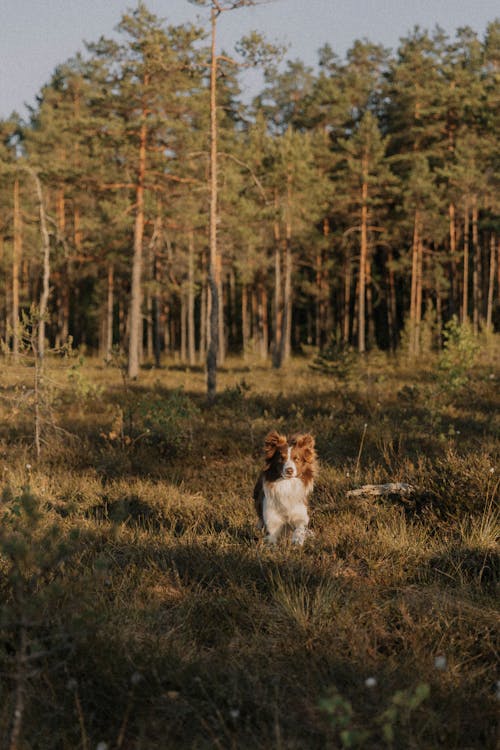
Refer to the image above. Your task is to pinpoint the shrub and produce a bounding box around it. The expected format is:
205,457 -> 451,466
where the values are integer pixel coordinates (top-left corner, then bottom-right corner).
437,316 -> 479,391
136,388 -> 199,454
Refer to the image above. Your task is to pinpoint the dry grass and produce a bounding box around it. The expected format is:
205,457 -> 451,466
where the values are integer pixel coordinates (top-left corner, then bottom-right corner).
0,349 -> 498,749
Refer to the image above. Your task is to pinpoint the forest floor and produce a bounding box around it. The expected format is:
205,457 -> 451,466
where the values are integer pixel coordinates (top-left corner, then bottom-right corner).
0,345 -> 499,749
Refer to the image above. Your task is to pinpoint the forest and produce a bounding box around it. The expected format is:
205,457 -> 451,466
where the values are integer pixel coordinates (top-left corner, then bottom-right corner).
0,4 -> 498,390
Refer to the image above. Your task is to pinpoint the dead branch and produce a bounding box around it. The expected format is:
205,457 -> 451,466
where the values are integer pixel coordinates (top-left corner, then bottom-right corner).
347,483 -> 416,498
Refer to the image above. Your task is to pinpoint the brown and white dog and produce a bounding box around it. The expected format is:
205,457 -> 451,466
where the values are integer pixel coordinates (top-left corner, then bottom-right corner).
253,430 -> 318,545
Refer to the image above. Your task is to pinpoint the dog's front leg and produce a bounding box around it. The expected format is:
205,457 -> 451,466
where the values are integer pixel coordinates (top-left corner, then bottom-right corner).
263,505 -> 283,545
290,506 -> 310,546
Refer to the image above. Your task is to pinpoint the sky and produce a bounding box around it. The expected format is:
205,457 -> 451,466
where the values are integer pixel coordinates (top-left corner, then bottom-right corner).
1,0 -> 498,119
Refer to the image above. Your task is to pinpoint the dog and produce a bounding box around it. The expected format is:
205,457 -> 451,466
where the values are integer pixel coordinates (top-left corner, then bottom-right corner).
253,430 -> 318,545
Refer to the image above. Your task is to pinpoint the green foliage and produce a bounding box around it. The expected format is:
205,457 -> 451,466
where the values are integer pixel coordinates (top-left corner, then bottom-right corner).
438,316 -> 479,391
67,354 -> 103,402
310,339 -> 357,379
320,683 -> 430,748
319,689 -> 369,748
378,683 -> 430,746
136,388 -> 200,453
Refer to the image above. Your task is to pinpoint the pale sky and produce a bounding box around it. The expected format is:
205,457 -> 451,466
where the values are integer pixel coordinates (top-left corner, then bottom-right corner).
1,0 -> 498,119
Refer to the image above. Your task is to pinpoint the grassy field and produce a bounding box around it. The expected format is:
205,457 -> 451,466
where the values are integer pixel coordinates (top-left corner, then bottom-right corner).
0,346 -> 498,749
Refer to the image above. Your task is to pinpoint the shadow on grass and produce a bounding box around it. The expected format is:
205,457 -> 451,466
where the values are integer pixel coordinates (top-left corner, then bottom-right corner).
5,528 -> 497,749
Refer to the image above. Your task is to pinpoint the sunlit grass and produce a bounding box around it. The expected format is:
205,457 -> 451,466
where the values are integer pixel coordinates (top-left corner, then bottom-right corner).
0,349 -> 498,748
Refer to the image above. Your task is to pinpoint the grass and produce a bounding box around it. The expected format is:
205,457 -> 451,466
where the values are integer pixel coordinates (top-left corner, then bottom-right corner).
0,347 -> 498,749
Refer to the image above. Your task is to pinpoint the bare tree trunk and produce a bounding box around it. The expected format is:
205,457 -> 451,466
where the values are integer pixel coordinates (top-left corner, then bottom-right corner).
257,282 -> 268,359
486,234 -> 496,332
26,169 -> 51,359
272,194 -> 282,367
366,259 -> 375,348
180,292 -> 187,362
343,252 -> 351,345
279,173 -> 293,366
387,249 -> 397,351
242,284 -> 249,359
471,196 -> 480,335
251,287 -> 258,353
358,166 -> 368,353
128,109 -> 148,379
409,209 -> 419,356
199,250 -> 207,363
146,290 -> 153,361
315,250 -> 322,348
106,261 -> 114,359
188,229 -> 196,365
449,202 -> 458,316
12,179 -> 21,362
462,200 -> 469,324
414,238 -> 423,356
163,303 -> 170,355
229,269 -> 238,349
207,5 -> 220,401
53,190 -> 67,349
280,236 -> 292,365
153,259 -> 161,368
61,265 -> 70,344
217,263 -> 225,365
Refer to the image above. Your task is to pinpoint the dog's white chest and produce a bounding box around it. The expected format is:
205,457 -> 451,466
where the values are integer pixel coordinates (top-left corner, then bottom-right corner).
263,477 -> 307,521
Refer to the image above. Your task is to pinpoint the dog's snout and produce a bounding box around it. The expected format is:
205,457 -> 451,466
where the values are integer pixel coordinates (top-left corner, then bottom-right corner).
285,467 -> 294,477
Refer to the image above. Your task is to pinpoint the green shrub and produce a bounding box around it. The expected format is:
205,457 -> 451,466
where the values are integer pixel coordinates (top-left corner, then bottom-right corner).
437,316 -> 479,391
136,388 -> 199,454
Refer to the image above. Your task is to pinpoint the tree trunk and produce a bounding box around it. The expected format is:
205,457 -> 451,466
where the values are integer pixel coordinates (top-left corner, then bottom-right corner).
199,250 -> 207,363
188,229 -> 196,365
471,196 -> 480,335
343,252 -> 351,345
180,292 -> 187,362
257,282 -> 268,359
242,284 -> 249,359
366,258 -> 375,348
315,251 -> 322,348
152,255 -> 161,368
387,249 -> 397,351
74,207 -> 82,254
106,261 -> 114,359
486,234 -> 496,332
128,111 -> 148,379
409,209 -> 420,356
229,269 -> 238,350
207,5 -> 220,401
12,179 -> 21,362
163,303 -> 170,354
462,201 -> 469,324
414,238 -> 423,356
28,168 -> 50,360
279,173 -> 293,366
146,290 -> 153,361
217,263 -> 225,365
449,202 -> 457,317
272,195 -> 282,368
358,166 -> 368,353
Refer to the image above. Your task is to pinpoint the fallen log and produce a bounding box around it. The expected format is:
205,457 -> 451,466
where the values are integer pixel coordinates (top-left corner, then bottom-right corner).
347,483 -> 416,498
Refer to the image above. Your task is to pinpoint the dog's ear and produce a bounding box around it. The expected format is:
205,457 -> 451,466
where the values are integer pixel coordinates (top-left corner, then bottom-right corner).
294,433 -> 315,449
294,433 -> 316,460
264,430 -> 287,459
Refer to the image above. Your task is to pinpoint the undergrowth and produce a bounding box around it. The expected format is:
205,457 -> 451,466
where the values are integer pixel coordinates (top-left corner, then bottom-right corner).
0,348 -> 498,749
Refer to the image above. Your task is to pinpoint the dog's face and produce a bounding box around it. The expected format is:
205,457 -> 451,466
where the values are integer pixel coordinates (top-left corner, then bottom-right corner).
264,430 -> 316,481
